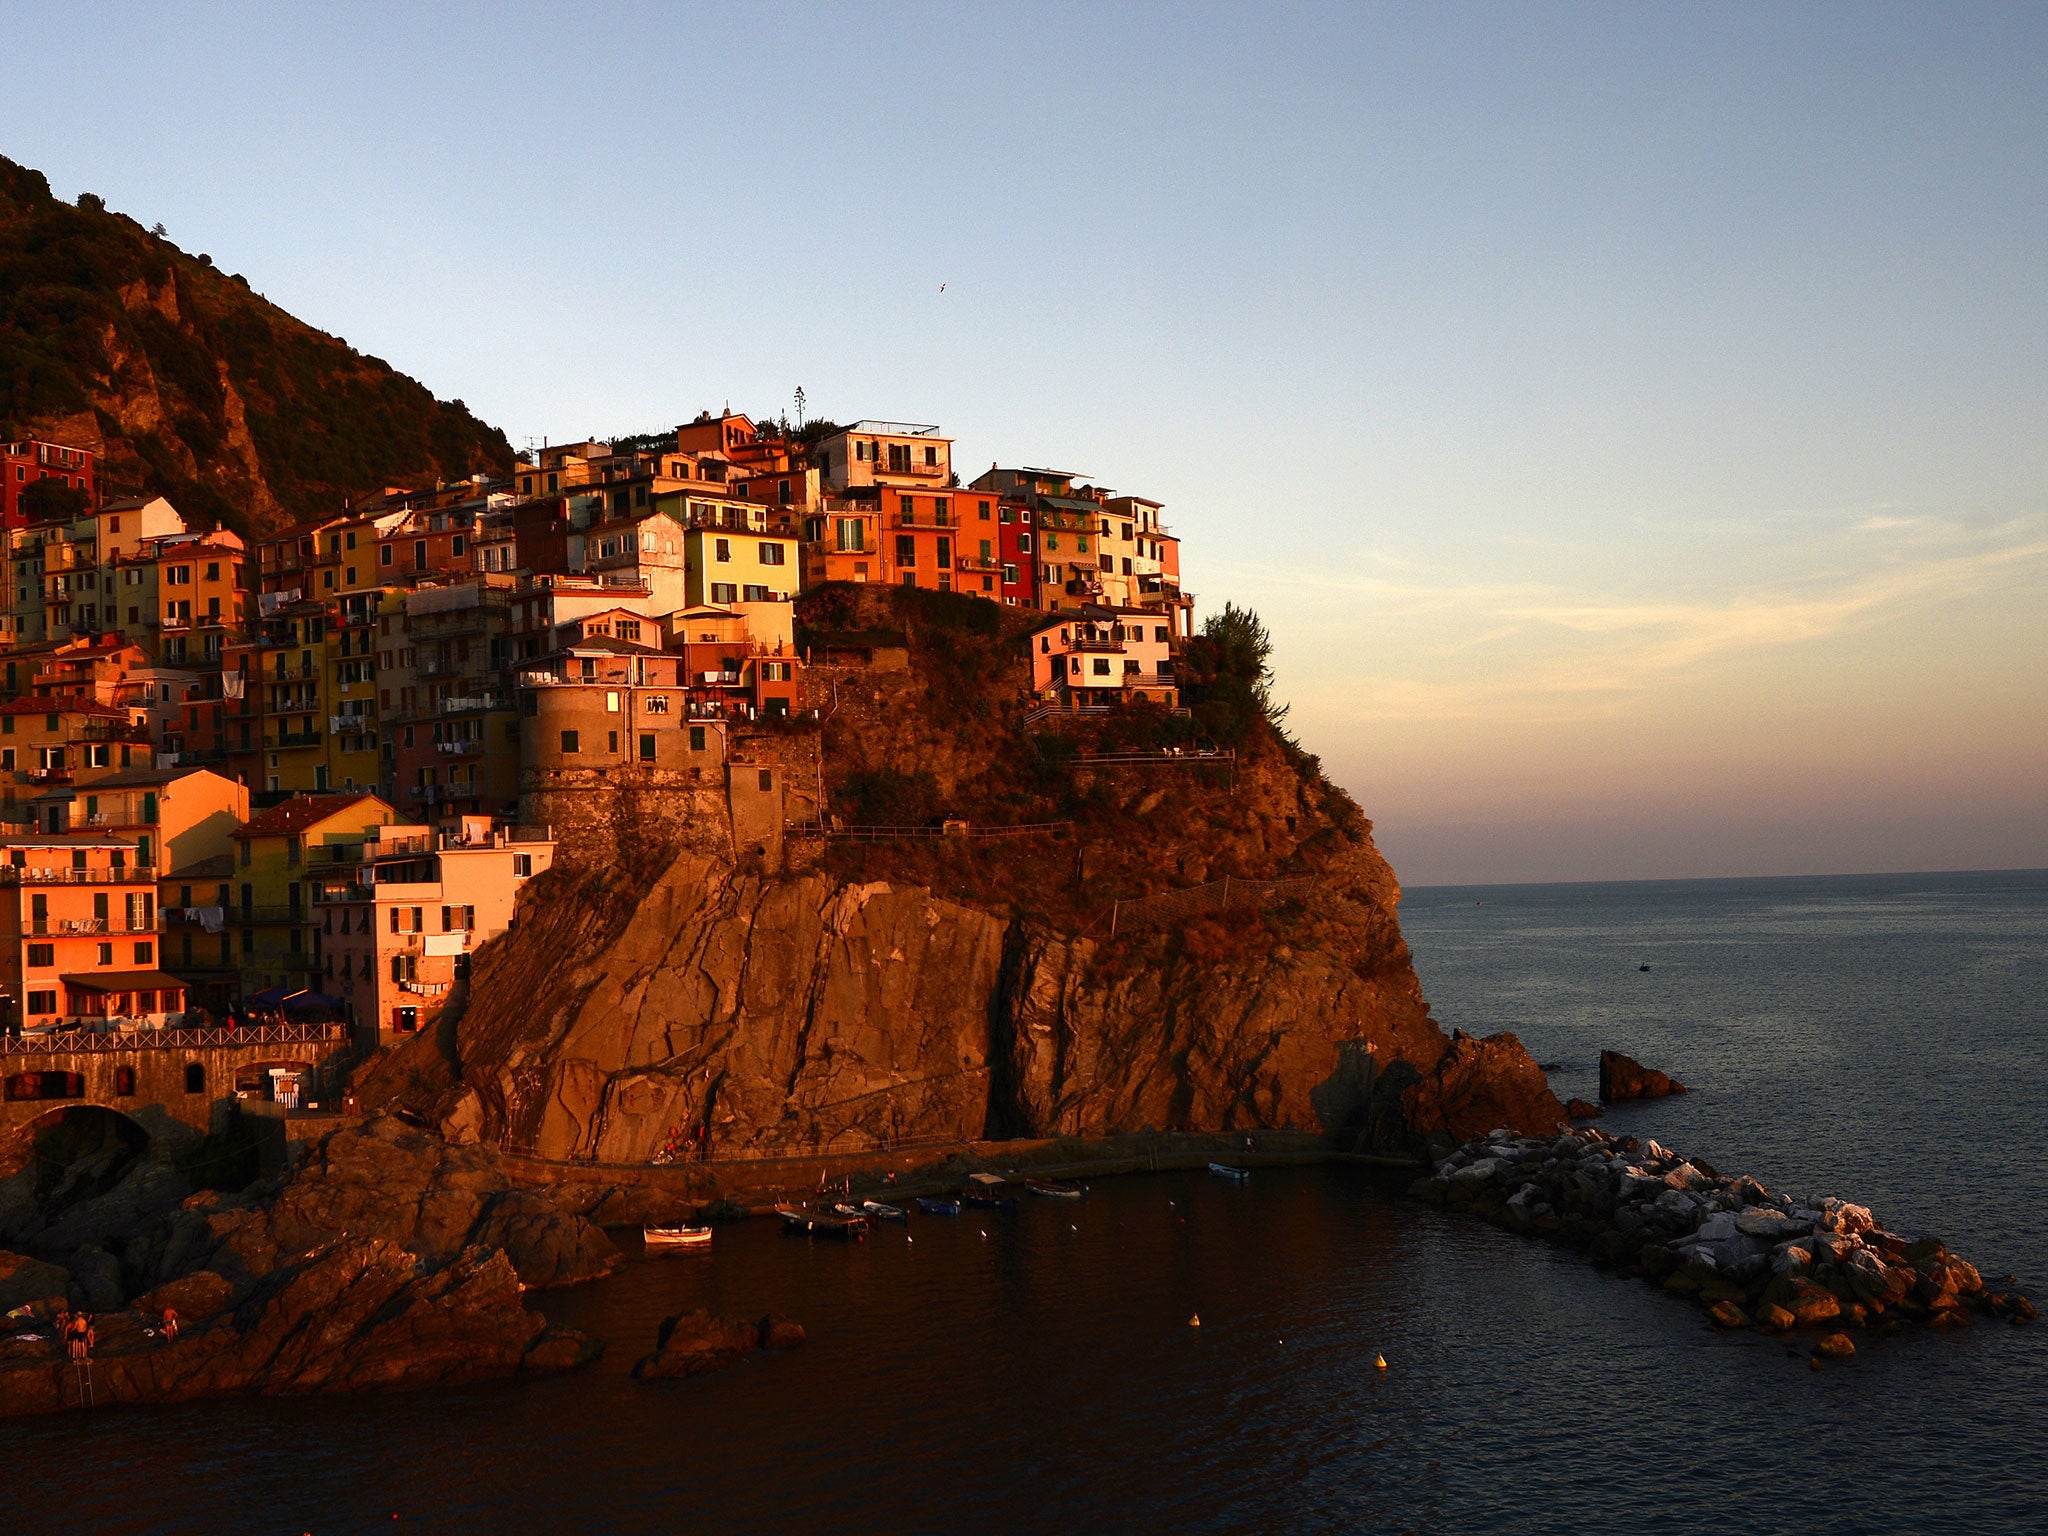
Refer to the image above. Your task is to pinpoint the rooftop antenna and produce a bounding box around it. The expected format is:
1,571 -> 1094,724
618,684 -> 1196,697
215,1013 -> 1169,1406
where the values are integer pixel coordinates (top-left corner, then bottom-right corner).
793,386 -> 806,430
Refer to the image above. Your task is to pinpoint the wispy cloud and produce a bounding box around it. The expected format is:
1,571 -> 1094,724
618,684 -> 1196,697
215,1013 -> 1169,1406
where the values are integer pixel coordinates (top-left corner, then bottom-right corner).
1232,510 -> 2048,722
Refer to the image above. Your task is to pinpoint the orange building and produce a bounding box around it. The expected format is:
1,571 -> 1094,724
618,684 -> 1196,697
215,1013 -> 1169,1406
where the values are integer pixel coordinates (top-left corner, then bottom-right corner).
0,832 -> 178,1030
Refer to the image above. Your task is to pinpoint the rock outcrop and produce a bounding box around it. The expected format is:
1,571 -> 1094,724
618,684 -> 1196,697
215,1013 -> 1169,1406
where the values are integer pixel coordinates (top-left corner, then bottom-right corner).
1599,1050 -> 1686,1102
630,1309 -> 806,1380
0,1116 -> 612,1417
1411,1127 -> 2035,1345
425,849 -> 1562,1165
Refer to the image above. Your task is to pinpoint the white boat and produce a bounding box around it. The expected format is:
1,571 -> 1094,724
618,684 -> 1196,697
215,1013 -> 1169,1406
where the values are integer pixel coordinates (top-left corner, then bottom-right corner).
643,1224 -> 713,1250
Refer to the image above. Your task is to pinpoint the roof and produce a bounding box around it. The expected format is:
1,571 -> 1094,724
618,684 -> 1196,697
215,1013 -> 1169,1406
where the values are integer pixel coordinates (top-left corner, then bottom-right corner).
1037,496 -> 1103,513
60,970 -> 189,992
97,496 -> 170,513
64,766 -> 227,790
836,421 -> 945,437
235,793 -> 388,840
557,636 -> 662,657
0,695 -> 128,719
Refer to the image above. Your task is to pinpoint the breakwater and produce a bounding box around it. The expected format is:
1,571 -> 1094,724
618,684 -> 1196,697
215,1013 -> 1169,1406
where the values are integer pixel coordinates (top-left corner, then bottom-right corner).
1411,1125 -> 2036,1349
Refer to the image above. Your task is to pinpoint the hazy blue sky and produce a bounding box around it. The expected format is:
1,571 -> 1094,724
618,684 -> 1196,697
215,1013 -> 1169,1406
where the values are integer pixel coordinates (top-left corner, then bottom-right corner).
11,2 -> 2046,883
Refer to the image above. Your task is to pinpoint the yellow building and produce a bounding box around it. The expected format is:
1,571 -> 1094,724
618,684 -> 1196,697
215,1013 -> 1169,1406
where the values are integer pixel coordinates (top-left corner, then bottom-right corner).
228,792 -> 396,998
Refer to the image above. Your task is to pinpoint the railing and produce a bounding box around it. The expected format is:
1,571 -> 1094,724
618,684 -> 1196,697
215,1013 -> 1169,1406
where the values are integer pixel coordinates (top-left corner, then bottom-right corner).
1103,875 -> 1322,937
435,740 -> 479,755
881,460 -> 945,479
826,820 -> 1070,843
329,715 -> 375,734
0,1020 -> 352,1057
268,730 -> 322,748
1068,637 -> 1125,653
0,867 -> 158,886
441,695 -> 506,714
893,511 -> 951,529
54,918 -> 156,936
235,905 -> 309,923
312,885 -> 374,904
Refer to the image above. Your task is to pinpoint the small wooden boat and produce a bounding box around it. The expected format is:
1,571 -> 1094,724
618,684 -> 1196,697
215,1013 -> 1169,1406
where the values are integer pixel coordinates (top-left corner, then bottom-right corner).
959,1188 -> 1019,1210
915,1196 -> 962,1216
777,1204 -> 867,1240
1208,1162 -> 1252,1181
1025,1179 -> 1085,1200
860,1199 -> 909,1222
831,1201 -> 868,1220
643,1225 -> 713,1250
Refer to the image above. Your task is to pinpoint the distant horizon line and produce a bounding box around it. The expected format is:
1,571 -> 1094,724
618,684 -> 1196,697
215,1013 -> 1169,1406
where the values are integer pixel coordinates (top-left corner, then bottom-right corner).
1405,864 -> 2048,892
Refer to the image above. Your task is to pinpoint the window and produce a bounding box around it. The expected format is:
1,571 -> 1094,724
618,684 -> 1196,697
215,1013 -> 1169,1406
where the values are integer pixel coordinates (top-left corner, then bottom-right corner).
27,944 -> 53,968
605,691 -> 620,713
380,545 -> 393,566
639,733 -> 655,762
608,731 -> 619,753
714,538 -> 731,562
936,538 -> 951,570
560,730 -> 579,754
26,991 -> 55,1015
114,1066 -> 136,1096
758,542 -> 784,565
689,726 -> 706,752
895,535 -> 916,566
758,769 -> 773,791
1093,658 -> 1112,676
1155,626 -> 1170,643
134,941 -> 154,964
742,584 -> 770,602
513,854 -> 533,877
644,694 -> 669,714
979,500 -> 992,520
836,518 -> 865,553
709,582 -> 737,604
98,943 -> 113,965
184,1063 -> 206,1094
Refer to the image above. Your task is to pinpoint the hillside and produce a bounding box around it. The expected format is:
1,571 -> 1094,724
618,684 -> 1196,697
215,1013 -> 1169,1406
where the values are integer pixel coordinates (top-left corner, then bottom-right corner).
0,154 -> 510,534
368,585 -> 1564,1167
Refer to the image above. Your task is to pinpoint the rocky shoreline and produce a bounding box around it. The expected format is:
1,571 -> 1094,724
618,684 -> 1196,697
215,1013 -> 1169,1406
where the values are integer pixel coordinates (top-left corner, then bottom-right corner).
1411,1126 -> 2035,1354
0,1116 -> 614,1418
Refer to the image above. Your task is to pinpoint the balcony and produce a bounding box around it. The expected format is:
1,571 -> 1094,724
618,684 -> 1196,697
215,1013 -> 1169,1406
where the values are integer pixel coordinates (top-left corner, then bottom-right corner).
234,905 -> 311,924
329,715 -> 375,735
440,694 -> 506,714
0,866 -> 158,886
893,510 -> 952,530
1068,637 -> 1125,654
880,460 -> 945,479
435,740 -> 479,755
267,730 -> 323,749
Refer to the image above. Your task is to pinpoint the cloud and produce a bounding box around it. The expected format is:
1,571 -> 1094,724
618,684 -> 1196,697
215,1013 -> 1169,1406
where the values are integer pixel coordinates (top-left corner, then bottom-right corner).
1241,510 -> 2048,723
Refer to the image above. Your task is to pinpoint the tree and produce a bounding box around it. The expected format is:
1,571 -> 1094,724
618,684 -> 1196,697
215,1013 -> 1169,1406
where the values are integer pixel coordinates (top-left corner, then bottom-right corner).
19,478 -> 88,523
1182,602 -> 1289,746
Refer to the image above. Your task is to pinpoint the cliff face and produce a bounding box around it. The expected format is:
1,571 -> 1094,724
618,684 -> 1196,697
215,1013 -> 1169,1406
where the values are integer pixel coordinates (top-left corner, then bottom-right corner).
426,719 -> 1559,1163
0,155 -> 510,533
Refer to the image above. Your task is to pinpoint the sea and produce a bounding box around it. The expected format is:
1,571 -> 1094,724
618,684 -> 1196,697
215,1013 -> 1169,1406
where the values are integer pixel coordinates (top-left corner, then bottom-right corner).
13,869 -> 2047,1535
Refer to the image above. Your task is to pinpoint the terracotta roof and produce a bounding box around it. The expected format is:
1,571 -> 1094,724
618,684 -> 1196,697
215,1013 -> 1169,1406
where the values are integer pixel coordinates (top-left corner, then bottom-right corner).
0,695 -> 128,719
235,793 -> 388,840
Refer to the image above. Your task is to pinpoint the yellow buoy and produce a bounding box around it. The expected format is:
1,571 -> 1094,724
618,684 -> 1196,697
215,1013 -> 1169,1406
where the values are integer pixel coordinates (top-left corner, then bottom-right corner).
1375,1353 -> 1387,1370
1189,1314 -> 1201,1327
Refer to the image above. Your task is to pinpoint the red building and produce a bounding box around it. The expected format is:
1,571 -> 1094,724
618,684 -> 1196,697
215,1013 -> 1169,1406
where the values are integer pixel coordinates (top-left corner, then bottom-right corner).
997,497 -> 1038,607
2,440 -> 96,528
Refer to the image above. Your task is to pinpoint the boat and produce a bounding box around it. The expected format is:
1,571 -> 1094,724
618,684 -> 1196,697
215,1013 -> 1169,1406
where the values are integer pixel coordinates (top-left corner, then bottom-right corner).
860,1199 -> 909,1222
1025,1179 -> 1086,1200
776,1204 -> 868,1240
642,1225 -> 713,1250
915,1196 -> 962,1216
959,1188 -> 1019,1210
831,1202 -> 869,1220
1208,1162 -> 1251,1181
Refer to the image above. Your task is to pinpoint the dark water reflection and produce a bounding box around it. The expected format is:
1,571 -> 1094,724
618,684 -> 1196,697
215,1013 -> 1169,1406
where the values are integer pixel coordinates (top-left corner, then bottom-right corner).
11,871 -> 2046,1535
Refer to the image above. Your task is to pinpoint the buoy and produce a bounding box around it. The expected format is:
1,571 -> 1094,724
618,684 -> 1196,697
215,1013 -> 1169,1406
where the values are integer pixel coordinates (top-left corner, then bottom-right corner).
1375,1353 -> 1387,1370
1189,1314 -> 1201,1327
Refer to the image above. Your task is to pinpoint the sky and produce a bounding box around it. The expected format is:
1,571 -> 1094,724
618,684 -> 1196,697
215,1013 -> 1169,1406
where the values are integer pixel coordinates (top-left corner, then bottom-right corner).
9,2 -> 2046,884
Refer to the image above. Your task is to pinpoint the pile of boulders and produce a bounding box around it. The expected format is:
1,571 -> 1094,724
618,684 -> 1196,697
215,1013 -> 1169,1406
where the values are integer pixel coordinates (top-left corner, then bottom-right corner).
1410,1126 -> 2034,1349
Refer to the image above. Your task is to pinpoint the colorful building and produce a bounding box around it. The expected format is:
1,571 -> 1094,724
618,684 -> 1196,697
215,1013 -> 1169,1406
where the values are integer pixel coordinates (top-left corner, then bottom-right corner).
0,832 -> 179,1031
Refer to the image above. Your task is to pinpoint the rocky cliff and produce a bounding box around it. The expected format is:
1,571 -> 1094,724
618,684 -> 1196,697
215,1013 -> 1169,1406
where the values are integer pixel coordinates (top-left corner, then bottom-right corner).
0,155 -> 510,534
385,588 -> 1563,1164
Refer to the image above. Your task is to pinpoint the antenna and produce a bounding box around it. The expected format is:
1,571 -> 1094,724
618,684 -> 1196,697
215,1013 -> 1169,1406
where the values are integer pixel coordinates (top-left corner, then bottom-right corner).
793,386 -> 806,430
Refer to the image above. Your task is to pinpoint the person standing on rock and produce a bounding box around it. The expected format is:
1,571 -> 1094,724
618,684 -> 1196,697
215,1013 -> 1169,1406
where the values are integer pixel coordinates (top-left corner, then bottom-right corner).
160,1306 -> 180,1343
66,1311 -> 93,1361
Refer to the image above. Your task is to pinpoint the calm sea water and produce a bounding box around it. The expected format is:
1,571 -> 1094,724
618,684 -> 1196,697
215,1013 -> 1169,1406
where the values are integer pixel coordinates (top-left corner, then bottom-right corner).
11,870 -> 2046,1535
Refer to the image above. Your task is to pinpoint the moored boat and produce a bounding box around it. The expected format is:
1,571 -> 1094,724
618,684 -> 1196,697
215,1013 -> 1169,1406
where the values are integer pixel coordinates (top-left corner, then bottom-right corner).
915,1196 -> 962,1216
860,1199 -> 909,1222
1208,1162 -> 1251,1181
777,1204 -> 868,1239
643,1224 -> 713,1250
1025,1179 -> 1085,1200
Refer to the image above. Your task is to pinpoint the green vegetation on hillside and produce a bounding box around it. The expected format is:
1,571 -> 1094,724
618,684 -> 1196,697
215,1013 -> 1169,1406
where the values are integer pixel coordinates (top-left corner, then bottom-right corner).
0,155 -> 511,534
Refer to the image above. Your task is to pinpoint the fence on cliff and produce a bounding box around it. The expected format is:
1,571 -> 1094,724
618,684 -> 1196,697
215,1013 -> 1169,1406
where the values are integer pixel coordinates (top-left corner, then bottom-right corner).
1101,874 -> 1322,937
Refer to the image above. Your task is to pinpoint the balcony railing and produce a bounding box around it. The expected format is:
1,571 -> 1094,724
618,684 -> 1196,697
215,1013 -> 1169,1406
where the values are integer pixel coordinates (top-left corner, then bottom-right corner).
440,694 -> 507,714
1068,637 -> 1125,653
0,1020 -> 350,1057
267,730 -> 323,749
881,460 -> 945,479
893,511 -> 952,529
435,740 -> 479,755
0,866 -> 158,886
